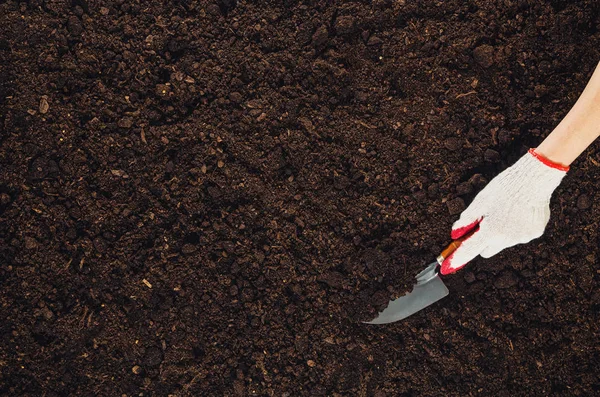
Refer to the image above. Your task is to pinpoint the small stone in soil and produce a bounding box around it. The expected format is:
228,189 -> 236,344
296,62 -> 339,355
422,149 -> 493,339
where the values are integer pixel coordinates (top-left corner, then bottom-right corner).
229,92 -> 242,103
498,129 -> 512,144
443,137 -> 462,151
484,149 -> 501,163
317,271 -> 345,289
577,194 -> 591,210
181,244 -> 197,255
427,183 -> 439,198
118,117 -> 133,128
446,198 -> 465,215
0,193 -> 11,206
456,182 -> 473,196
67,16 -> 84,35
206,3 -> 221,15
534,84 -> 549,98
469,173 -> 488,188
494,271 -> 518,289
93,237 -> 107,253
24,236 -> 38,250
41,307 -> 54,321
473,44 -> 495,68
464,272 -> 476,283
367,36 -> 383,46
335,16 -> 356,35
307,360 -> 316,367
39,97 -> 49,114
165,161 -> 175,173
312,25 -> 329,46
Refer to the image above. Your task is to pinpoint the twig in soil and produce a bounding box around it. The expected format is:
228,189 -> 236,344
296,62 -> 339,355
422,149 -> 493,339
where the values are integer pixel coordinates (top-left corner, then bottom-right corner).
354,119 -> 377,129
80,306 -> 89,329
455,91 -> 477,99
588,155 -> 600,167
491,127 -> 499,145
183,369 -> 205,393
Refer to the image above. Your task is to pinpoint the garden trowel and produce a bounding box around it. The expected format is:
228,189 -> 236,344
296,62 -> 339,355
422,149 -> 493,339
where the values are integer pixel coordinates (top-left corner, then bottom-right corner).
365,230 -> 474,324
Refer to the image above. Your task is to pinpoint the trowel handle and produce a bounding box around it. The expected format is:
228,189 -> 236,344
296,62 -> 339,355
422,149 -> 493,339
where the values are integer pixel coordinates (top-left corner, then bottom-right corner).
437,228 -> 477,264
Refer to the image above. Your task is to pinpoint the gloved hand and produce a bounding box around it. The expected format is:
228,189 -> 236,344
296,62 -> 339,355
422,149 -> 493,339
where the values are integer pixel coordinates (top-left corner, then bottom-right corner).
440,148 -> 569,275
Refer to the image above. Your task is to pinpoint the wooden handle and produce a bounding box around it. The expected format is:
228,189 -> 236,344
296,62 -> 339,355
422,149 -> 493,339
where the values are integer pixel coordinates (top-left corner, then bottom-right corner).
438,228 -> 478,261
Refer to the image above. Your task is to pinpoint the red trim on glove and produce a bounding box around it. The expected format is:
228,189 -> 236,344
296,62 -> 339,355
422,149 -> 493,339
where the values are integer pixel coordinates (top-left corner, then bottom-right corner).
440,252 -> 461,275
529,149 -> 570,172
450,219 -> 480,240
443,220 -> 481,275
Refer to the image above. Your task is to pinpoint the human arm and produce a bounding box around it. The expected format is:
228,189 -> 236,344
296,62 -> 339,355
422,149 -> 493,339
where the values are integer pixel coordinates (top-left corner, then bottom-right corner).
536,61 -> 600,166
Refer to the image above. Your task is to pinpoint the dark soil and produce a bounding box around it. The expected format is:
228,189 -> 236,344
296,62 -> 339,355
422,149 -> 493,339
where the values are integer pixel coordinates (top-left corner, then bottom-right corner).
2,0 -> 600,395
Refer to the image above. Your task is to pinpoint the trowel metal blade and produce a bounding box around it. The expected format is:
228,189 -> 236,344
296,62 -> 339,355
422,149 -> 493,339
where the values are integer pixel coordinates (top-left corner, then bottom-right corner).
364,261 -> 449,324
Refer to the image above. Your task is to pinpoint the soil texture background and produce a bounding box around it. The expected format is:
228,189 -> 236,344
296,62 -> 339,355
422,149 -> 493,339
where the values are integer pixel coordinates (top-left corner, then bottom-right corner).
1,0 -> 600,395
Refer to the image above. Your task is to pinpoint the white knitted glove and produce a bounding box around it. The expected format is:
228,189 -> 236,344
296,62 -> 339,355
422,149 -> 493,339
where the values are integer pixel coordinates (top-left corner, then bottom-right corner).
440,149 -> 568,275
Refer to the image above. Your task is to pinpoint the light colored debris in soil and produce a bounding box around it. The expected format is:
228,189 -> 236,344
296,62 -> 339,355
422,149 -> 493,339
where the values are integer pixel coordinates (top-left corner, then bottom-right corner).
39,96 -> 49,114
110,169 -> 129,178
